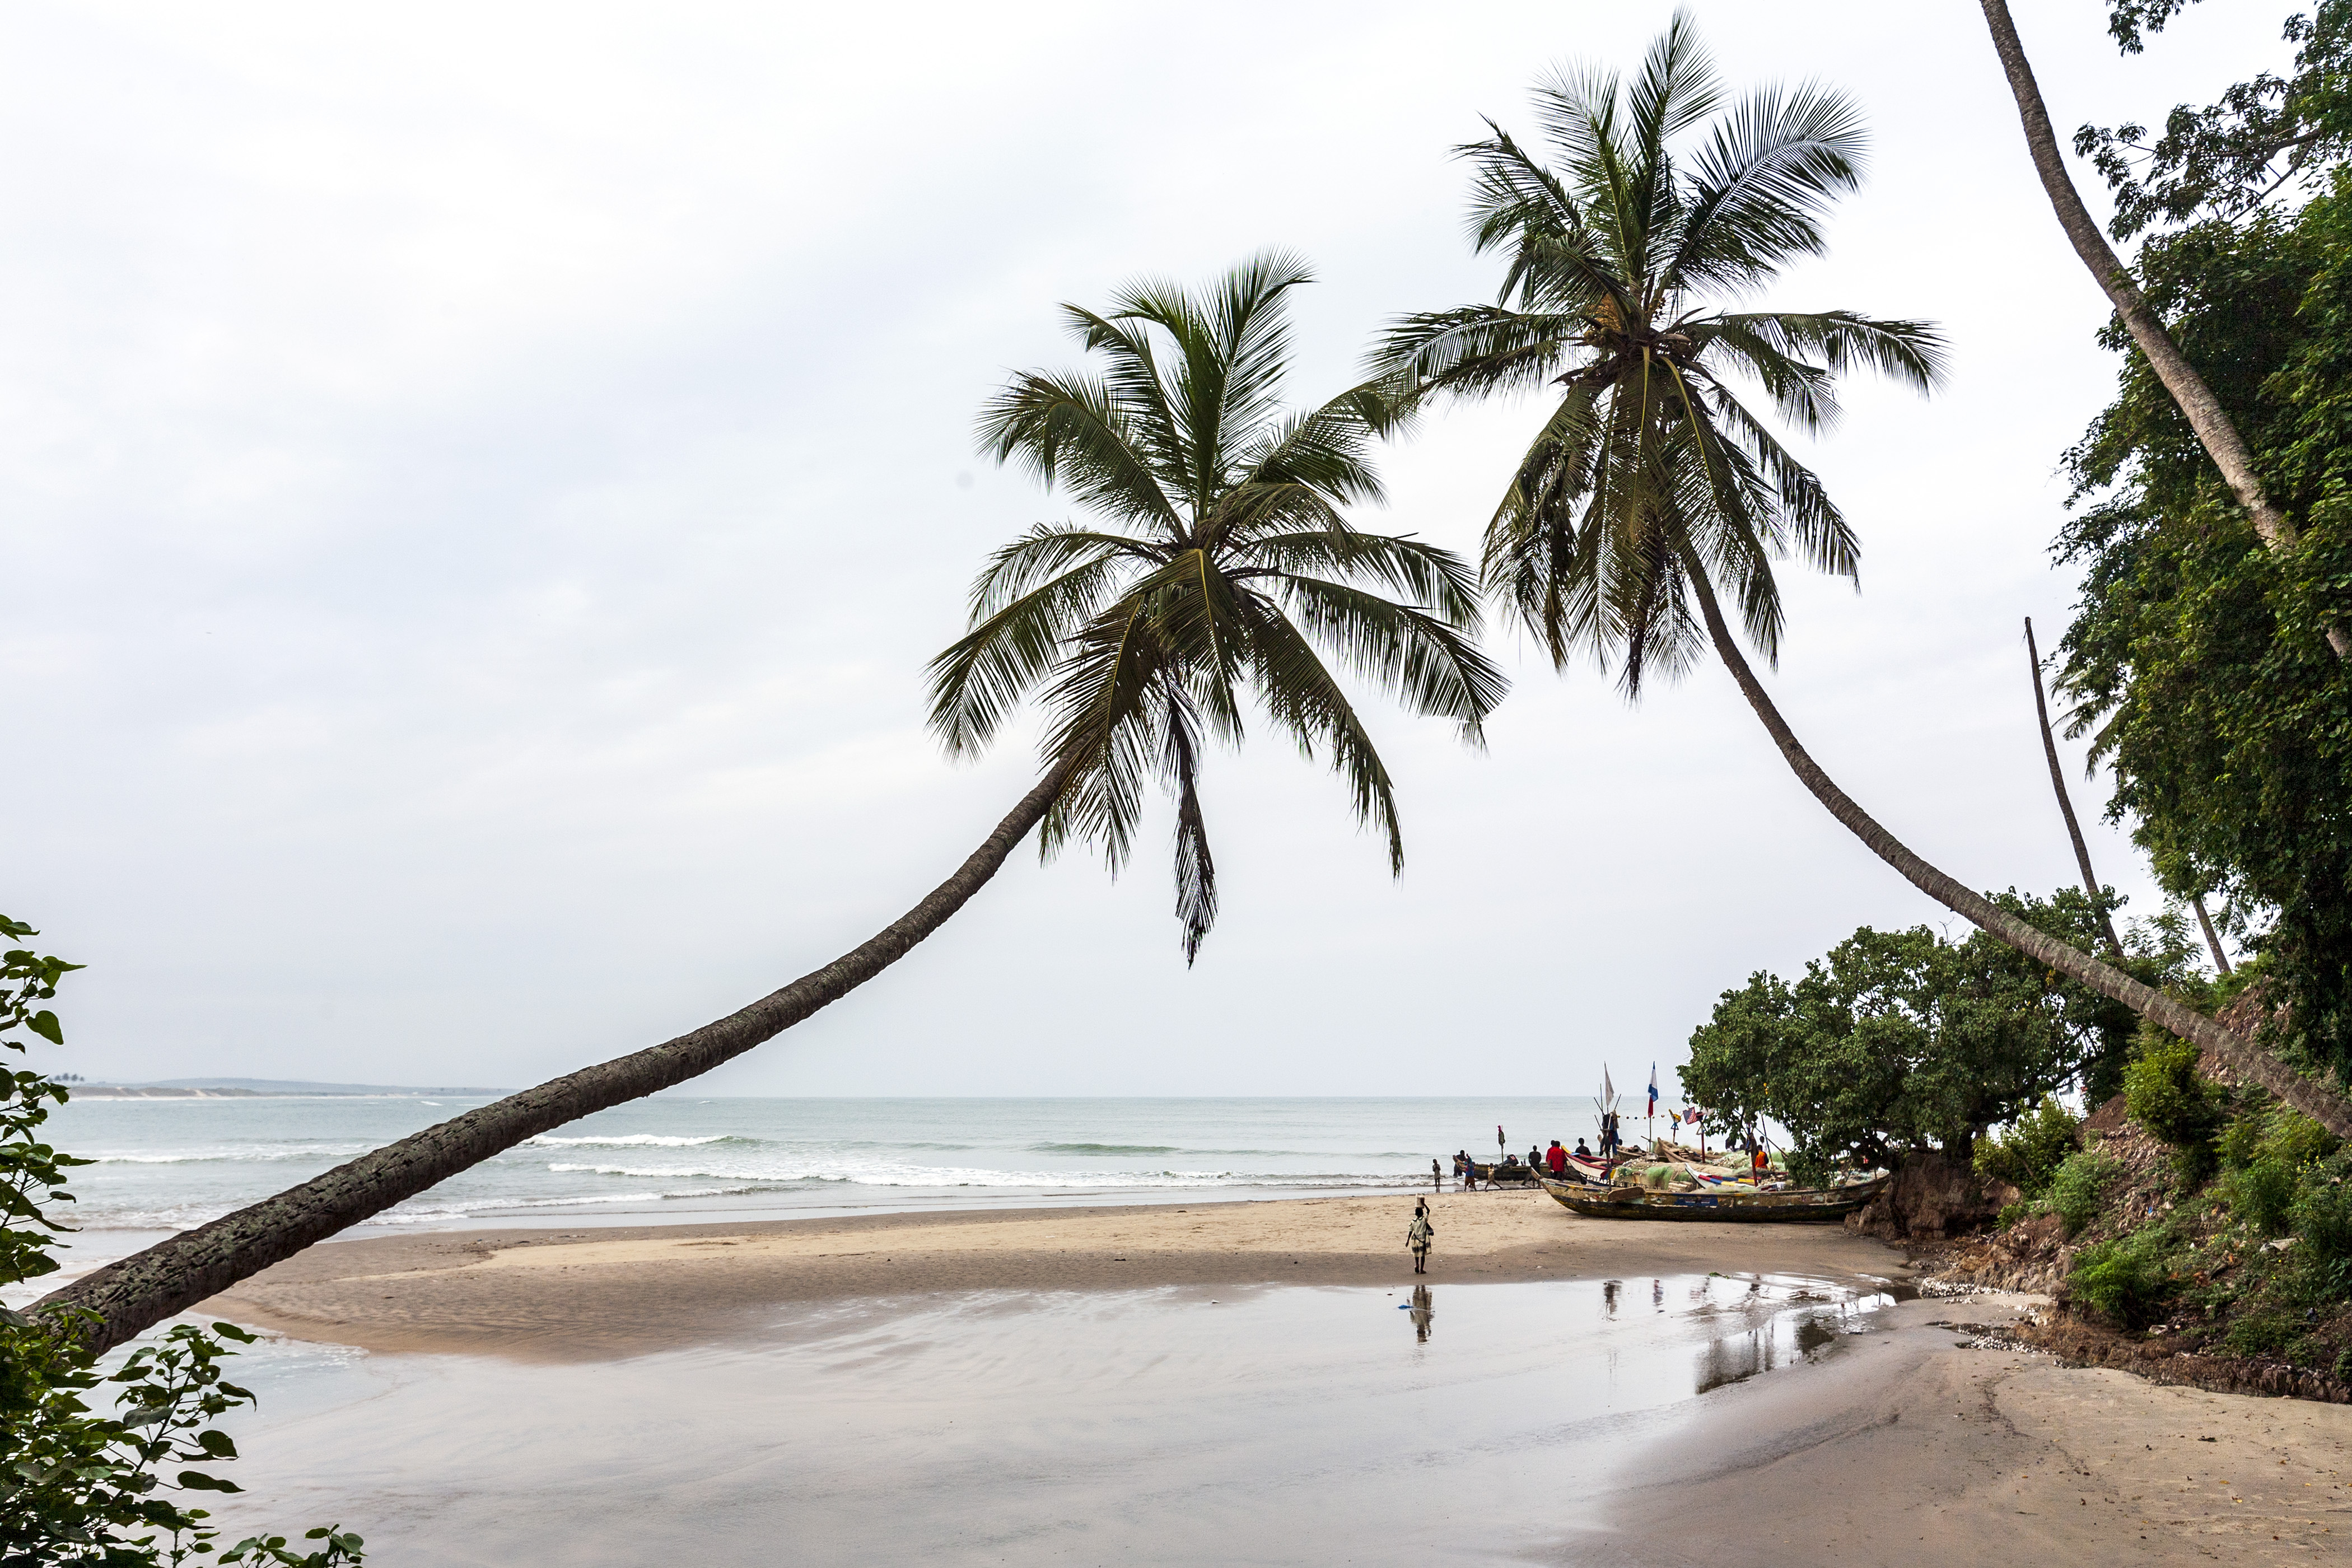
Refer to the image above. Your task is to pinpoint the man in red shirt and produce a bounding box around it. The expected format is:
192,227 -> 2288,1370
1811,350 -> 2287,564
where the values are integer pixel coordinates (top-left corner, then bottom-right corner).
1546,1140 -> 1568,1178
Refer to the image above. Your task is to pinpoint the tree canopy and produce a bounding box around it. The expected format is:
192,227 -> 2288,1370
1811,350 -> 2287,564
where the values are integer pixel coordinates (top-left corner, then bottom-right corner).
2055,165 -> 2352,1079
1682,891 -> 2200,1178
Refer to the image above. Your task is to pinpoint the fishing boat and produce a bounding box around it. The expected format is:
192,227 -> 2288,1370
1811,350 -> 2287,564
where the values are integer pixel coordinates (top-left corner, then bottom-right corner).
1539,1172 -> 1888,1223
1467,1160 -> 1542,1186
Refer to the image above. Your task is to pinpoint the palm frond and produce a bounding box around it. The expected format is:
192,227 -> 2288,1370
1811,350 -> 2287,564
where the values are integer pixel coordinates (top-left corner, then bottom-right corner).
1235,601 -> 1406,873
1672,83 -> 1865,290
928,549 -> 1131,754
1269,573 -> 1507,743
977,370 -> 1184,535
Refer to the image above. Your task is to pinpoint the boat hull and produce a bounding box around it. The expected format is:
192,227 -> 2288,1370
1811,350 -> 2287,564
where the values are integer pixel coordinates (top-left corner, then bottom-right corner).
1538,1174 -> 1887,1223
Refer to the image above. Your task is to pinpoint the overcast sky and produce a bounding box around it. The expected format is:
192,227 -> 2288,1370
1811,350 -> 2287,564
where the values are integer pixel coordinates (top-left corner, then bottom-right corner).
0,1 -> 2292,1099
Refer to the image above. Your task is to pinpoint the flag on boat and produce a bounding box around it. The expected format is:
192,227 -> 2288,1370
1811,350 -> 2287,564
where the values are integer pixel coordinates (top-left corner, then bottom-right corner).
1683,1107 -> 1701,1126
1647,1065 -> 1658,1117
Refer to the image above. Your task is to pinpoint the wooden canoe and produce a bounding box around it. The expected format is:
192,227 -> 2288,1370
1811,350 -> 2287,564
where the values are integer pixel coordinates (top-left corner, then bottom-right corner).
1539,1173 -> 1888,1222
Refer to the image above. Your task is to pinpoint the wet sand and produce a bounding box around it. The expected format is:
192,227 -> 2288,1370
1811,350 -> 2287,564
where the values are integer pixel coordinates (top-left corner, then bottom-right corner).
1613,1291 -> 2352,1566
201,1188 -> 1902,1359
192,1193 -> 2352,1562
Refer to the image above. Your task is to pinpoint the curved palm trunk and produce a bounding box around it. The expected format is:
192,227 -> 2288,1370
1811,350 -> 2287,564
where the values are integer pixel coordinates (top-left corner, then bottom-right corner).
1681,563 -> 2352,1136
1977,0 -> 2350,660
2024,616 -> 2123,958
37,770 -> 1068,1355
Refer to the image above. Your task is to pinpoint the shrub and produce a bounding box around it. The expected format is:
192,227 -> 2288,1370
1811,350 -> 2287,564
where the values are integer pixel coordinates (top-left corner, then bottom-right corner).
2229,1159 -> 2302,1236
2124,1034 -> 2227,1182
2295,1178 -> 2352,1266
2225,1309 -> 2298,1357
2267,1110 -> 2341,1169
1974,1096 -> 2081,1200
2047,1150 -> 2121,1237
2072,1230 -> 2173,1328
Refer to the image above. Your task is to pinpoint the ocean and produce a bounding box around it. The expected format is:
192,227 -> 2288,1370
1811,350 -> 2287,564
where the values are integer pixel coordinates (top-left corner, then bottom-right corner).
44,1094 -> 1609,1241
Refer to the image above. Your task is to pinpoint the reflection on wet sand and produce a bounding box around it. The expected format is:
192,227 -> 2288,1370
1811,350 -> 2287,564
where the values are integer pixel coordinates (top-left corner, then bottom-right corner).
1406,1282 -> 1432,1342
1691,1276 -> 1896,1394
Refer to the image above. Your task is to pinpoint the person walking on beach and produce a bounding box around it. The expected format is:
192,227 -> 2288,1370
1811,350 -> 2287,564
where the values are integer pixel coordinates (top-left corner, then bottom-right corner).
1430,1158 -> 1442,1193
1407,1198 -> 1435,1275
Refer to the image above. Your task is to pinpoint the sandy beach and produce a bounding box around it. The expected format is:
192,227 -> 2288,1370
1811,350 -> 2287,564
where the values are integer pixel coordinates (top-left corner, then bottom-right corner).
187,1191 -> 2352,1564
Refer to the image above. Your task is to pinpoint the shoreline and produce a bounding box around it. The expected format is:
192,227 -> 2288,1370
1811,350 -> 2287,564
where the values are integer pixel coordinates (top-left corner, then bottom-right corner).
202,1188 -> 1910,1360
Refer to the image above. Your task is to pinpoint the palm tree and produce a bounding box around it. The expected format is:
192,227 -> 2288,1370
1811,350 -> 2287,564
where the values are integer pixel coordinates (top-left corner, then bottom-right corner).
36,255 -> 1502,1354
1373,17 -> 2351,1133
928,252 -> 1505,961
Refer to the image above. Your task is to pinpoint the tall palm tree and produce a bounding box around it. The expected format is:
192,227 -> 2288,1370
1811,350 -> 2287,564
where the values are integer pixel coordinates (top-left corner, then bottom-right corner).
37,255 -> 1502,1354
1373,17 -> 2351,1133
929,252 -> 1505,961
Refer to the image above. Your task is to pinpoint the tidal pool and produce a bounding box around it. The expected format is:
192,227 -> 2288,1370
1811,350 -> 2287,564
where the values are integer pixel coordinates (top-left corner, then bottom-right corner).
200,1273 -> 1894,1565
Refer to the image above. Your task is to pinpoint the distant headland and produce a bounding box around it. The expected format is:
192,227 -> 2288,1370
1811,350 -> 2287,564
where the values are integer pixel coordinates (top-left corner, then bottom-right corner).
66,1078 -> 506,1099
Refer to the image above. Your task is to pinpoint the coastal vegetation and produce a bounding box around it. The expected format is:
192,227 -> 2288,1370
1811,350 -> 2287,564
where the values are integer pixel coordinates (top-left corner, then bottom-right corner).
0,917 -> 361,1566
1849,0 -> 2352,1394
1950,1048 -> 2352,1383
1681,889 -> 2197,1183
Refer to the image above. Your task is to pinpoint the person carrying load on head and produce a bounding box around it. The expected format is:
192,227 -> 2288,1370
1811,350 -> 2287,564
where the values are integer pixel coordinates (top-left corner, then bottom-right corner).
1407,1197 -> 1435,1275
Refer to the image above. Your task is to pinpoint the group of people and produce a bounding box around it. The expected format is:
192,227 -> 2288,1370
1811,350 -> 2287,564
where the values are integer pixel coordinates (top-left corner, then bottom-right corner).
1447,1135 -> 1604,1190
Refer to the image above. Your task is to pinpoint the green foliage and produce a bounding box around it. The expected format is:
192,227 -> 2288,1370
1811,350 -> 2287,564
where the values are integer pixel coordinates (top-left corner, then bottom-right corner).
2293,1172 -> 2352,1268
2048,1151 -> 2124,1238
2226,1308 -> 2301,1357
2055,169 -> 2352,1083
2230,1159 -> 2302,1236
220,1530 -> 366,1567
1975,1096 -> 2083,1200
931,256 -> 1504,963
2072,1227 -> 2177,1328
2124,1033 -> 2230,1180
0,914 -> 86,1290
1685,891 -> 2191,1174
0,915 -> 363,1566
2220,1102 -> 2341,1234
2082,2 -> 2352,239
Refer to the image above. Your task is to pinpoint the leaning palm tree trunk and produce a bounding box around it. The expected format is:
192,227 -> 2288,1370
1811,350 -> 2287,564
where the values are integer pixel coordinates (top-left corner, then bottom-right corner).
1978,0 -> 2350,660
2024,615 -> 2123,959
2192,894 -> 2234,978
1681,560 -> 2352,1135
37,770 -> 1067,1355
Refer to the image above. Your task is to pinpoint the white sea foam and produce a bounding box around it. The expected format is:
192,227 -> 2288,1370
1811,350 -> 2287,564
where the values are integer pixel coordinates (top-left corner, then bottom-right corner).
540,1159 -> 1418,1191
525,1133 -> 735,1148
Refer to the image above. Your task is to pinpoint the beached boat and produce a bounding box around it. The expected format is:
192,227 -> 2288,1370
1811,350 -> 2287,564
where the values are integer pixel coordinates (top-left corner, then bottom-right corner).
1468,1160 -> 1542,1185
1538,1172 -> 1888,1222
